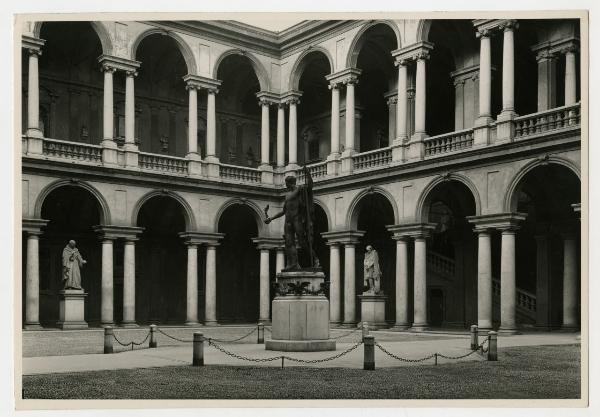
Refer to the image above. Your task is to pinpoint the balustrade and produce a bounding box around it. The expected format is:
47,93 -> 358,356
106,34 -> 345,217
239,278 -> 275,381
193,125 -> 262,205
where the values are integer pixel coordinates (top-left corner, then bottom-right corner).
424,129 -> 474,157
353,147 -> 392,171
514,103 -> 580,139
219,163 -> 261,183
42,138 -> 102,163
139,152 -> 188,174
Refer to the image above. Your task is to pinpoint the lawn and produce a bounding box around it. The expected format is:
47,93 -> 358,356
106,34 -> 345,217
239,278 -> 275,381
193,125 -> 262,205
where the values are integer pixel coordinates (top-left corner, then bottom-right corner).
22,344 -> 580,400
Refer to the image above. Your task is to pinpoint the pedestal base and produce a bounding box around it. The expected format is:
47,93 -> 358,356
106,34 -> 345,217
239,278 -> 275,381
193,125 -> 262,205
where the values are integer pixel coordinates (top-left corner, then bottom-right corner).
265,339 -> 336,352
57,289 -> 88,330
359,294 -> 388,329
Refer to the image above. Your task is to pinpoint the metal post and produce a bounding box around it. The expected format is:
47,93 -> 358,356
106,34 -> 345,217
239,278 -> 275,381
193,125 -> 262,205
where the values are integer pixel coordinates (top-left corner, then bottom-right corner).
362,321 -> 370,338
149,324 -> 157,348
363,335 -> 375,370
103,326 -> 113,354
257,322 -> 264,344
488,331 -> 498,361
193,332 -> 204,366
470,324 -> 478,350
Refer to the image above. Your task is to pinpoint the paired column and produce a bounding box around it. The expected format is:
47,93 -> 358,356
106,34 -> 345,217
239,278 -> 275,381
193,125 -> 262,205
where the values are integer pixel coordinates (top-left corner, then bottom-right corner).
475,230 -> 493,330
412,234 -> 428,330
24,231 -> 43,328
204,243 -> 218,325
392,237 -> 409,329
258,248 -> 271,323
185,243 -> 199,325
413,52 -> 429,137
259,99 -> 271,167
25,43 -> 44,139
275,248 -> 285,274
563,45 -> 578,105
562,233 -> 578,329
205,88 -> 218,161
499,228 -> 518,333
343,77 -> 358,155
328,243 -> 342,326
186,84 -> 199,156
122,238 -> 138,327
124,70 -> 137,147
287,97 -> 299,167
100,238 -> 115,326
343,241 -> 357,327
535,49 -> 557,111
276,104 -> 286,167
395,59 -> 408,142
477,29 -> 493,122
329,83 -> 341,157
101,64 -> 117,145
500,21 -> 517,117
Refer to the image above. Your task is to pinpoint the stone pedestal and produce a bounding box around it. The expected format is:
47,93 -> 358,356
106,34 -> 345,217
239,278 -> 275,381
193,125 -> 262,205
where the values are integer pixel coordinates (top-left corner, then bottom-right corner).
358,294 -> 388,330
57,289 -> 88,330
266,270 -> 336,352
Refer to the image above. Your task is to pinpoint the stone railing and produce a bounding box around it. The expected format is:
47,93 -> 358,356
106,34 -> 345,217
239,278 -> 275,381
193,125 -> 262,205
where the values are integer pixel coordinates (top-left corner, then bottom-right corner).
514,103 -> 580,139
427,251 -> 455,279
492,278 -> 537,317
139,152 -> 188,174
42,138 -> 102,163
424,128 -> 474,157
219,163 -> 261,183
297,161 -> 328,183
353,147 -> 392,171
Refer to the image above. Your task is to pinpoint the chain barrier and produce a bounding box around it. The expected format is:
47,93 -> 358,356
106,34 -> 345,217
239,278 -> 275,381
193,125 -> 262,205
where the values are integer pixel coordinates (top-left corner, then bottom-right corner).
375,337 -> 490,363
156,327 -> 194,343
330,324 -> 363,340
264,326 -> 272,333
207,339 -> 364,367
112,330 -> 151,351
207,327 -> 257,343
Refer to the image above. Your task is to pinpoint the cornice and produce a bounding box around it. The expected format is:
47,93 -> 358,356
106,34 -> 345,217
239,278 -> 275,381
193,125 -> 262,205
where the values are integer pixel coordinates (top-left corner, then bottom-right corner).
387,223 -> 436,238
22,35 -> 45,52
183,74 -> 222,90
466,213 -> 528,231
98,55 -> 141,72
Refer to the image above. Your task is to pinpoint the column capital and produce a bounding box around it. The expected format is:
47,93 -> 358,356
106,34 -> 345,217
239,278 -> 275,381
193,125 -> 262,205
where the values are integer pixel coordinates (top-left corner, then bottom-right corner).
499,19 -> 519,32
178,231 -> 225,246
256,91 -> 280,106
97,54 -> 141,73
391,41 -> 434,63
281,90 -> 303,105
386,223 -> 436,239
182,74 -> 222,92
125,70 -> 138,78
93,225 -> 145,240
22,218 -> 49,234
325,67 -> 362,86
22,35 -> 45,54
252,237 -> 283,250
384,90 -> 398,106
321,230 -> 365,245
467,212 -> 527,232
473,19 -> 515,36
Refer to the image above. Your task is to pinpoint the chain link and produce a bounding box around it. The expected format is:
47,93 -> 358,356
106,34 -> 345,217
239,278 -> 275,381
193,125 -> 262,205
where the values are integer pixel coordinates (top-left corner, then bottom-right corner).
112,330 -> 151,349
208,340 -> 282,363
283,341 -> 363,363
331,325 -> 363,340
208,327 -> 257,343
376,336 -> 491,363
375,342 -> 438,363
156,328 -> 194,343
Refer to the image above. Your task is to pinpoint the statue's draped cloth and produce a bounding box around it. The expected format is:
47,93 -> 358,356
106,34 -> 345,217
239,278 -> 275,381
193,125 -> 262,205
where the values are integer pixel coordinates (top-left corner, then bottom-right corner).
364,249 -> 382,293
62,246 -> 84,289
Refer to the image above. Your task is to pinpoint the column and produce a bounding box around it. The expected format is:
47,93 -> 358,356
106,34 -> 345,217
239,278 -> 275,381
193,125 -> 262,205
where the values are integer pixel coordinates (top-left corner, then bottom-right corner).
501,21 -> 516,115
564,46 -> 577,105
26,49 -> 42,138
100,238 -> 114,326
330,83 -> 340,156
329,243 -> 341,326
534,234 -> 551,328
536,50 -> 557,111
562,234 -> 578,328
206,88 -> 218,160
454,79 -> 465,129
187,84 -> 198,155
344,78 -> 357,153
476,230 -> 493,330
25,232 -> 42,328
276,104 -> 285,167
386,95 -> 397,141
477,29 -> 492,121
395,60 -> 408,141
412,235 -> 428,329
413,53 -> 428,136
125,70 -> 137,146
275,248 -> 285,274
343,242 -> 356,326
259,248 -> 270,323
205,244 -> 218,325
260,100 -> 270,166
288,98 -> 298,166
499,229 -> 517,333
185,243 -> 199,325
102,65 -> 116,144
393,237 -> 409,329
122,238 -> 137,327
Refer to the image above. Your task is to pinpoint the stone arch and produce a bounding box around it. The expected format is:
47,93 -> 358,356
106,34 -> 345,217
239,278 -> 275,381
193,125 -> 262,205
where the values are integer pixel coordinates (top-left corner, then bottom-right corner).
214,198 -> 265,235
504,156 -> 581,213
416,19 -> 434,42
212,49 -> 270,91
346,20 -> 402,69
415,173 -> 482,222
33,21 -> 113,55
34,179 -> 111,225
346,186 -> 399,229
131,28 -> 197,74
313,198 -> 332,231
131,190 -> 196,231
288,47 -> 334,91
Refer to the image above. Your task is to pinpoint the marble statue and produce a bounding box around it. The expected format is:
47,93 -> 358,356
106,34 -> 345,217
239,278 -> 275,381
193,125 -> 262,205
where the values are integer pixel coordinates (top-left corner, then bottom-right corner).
62,240 -> 86,290
264,165 -> 319,270
363,245 -> 382,295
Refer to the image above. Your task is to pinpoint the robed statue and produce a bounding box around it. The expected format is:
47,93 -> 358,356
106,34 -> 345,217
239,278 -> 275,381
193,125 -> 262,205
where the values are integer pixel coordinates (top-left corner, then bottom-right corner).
62,240 -> 87,290
363,245 -> 382,295
265,166 -> 319,270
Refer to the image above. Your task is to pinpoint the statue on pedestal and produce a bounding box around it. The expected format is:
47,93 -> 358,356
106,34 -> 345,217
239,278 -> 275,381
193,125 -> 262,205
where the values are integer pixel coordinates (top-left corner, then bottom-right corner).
62,240 -> 87,290
363,245 -> 382,295
264,165 -> 319,270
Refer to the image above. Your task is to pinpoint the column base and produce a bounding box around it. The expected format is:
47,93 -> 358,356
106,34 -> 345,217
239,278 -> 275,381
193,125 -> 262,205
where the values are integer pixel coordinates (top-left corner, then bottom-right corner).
203,156 -> 220,178
390,323 -> 410,331
259,164 -> 274,184
406,136 -> 427,161
258,319 -> 272,326
23,323 -> 43,330
101,321 -> 115,328
204,320 -> 218,327
26,127 -> 43,139
391,138 -> 407,162
340,150 -> 355,174
123,144 -> 139,168
184,320 -> 201,326
326,153 -> 340,176
473,117 -> 493,147
26,135 -> 44,155
410,323 -> 429,332
284,163 -> 300,177
341,321 -> 358,328
120,321 -> 139,328
101,140 -> 118,166
498,326 -> 520,335
560,325 -> 580,332
330,320 -> 342,327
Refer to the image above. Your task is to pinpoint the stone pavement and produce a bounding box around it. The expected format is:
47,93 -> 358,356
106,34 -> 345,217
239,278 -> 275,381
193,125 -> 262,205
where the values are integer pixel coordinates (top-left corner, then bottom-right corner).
21,327 -> 580,375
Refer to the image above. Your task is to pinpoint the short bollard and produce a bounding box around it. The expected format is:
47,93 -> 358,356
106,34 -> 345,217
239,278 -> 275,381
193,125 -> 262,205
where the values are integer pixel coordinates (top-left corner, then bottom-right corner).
149,324 -> 157,348
487,331 -> 498,361
363,335 -> 375,370
103,326 -> 113,354
470,325 -> 478,350
257,323 -> 264,344
192,332 -> 204,366
362,321 -> 370,338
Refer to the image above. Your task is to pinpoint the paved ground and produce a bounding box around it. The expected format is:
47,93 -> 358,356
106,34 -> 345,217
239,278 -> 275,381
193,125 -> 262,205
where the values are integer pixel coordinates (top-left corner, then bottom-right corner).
21,326 -> 580,375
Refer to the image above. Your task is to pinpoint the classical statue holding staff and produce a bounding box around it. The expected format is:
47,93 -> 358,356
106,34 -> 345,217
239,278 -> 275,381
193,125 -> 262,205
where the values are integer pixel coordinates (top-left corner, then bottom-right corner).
363,245 -> 382,294
62,240 -> 87,290
264,165 -> 319,270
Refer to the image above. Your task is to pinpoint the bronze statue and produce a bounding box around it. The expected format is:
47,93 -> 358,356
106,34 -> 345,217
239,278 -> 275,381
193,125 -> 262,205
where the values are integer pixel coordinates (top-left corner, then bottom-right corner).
265,165 -> 319,270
